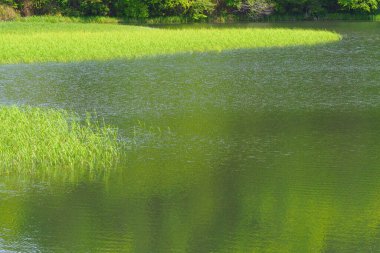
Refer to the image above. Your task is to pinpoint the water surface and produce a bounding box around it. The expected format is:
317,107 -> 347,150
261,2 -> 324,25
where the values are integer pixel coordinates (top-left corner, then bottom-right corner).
1,22 -> 380,252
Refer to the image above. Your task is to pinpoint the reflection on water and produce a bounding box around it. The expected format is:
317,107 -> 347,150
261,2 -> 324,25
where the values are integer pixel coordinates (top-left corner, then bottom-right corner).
1,22 -> 380,252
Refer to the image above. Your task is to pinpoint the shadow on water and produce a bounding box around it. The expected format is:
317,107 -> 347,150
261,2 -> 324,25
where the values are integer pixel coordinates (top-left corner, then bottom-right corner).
1,22 -> 380,252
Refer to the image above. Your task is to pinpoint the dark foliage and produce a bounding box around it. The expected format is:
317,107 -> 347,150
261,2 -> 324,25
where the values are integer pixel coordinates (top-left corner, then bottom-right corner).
0,0 -> 378,20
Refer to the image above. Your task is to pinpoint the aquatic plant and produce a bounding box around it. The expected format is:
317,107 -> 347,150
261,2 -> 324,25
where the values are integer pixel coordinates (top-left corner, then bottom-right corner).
0,21 -> 341,64
0,107 -> 122,179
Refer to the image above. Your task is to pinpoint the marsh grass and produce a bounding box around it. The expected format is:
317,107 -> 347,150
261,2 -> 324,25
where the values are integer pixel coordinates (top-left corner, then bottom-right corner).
0,107 -> 122,180
0,21 -> 341,64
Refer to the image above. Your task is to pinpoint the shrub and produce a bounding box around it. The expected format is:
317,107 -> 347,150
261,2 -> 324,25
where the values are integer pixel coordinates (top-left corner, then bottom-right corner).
79,0 -> 110,16
0,4 -> 19,20
117,0 -> 149,18
236,0 -> 274,18
188,0 -> 215,20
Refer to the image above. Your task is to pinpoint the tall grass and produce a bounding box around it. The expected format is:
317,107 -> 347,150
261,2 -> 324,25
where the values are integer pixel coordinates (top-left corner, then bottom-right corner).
0,107 -> 122,180
0,21 -> 341,64
261,13 -> 377,22
124,16 -> 190,24
15,15 -> 121,24
11,13 -> 380,24
16,15 -> 189,24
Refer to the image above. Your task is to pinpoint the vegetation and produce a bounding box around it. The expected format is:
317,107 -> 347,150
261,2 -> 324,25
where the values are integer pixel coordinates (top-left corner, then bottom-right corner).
0,3 -> 19,20
0,0 -> 379,22
15,14 -> 120,22
0,21 -> 341,64
338,0 -> 379,12
262,12 -> 378,21
0,106 -> 122,179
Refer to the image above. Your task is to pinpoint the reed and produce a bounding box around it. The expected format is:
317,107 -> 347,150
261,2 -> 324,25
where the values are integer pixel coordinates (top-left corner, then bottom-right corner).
0,21 -> 341,64
0,106 -> 122,179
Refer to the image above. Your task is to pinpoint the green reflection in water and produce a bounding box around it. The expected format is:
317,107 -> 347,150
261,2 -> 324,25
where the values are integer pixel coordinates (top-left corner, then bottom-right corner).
1,111 -> 380,252
0,22 -> 380,252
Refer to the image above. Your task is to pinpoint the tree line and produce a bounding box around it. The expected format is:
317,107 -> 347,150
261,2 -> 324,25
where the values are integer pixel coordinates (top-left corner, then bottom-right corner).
1,0 -> 379,20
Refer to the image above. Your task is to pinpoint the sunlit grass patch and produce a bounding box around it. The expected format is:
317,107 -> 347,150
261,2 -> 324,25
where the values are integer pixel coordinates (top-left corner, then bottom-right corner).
0,21 -> 341,64
0,107 -> 122,179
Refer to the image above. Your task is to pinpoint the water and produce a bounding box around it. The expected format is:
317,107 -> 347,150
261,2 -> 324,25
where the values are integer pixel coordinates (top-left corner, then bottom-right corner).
0,22 -> 380,252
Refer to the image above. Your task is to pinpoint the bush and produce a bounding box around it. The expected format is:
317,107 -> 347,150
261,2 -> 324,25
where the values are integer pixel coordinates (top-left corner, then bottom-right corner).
188,0 -> 215,20
117,0 -> 149,18
79,0 -> 110,16
0,4 -> 19,20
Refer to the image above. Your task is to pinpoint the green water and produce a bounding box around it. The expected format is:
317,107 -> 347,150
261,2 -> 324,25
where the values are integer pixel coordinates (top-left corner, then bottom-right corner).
1,22 -> 380,252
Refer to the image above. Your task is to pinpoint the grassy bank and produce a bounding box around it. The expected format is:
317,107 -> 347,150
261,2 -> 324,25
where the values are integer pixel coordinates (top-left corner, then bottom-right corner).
0,20 -> 341,64
262,13 -> 379,22
0,107 -> 122,178
15,15 -> 121,23
10,14 -> 380,24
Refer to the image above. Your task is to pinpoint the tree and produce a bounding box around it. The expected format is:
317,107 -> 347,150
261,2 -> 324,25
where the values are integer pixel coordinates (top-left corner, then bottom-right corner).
117,0 -> 149,18
188,0 -> 215,20
237,0 -> 274,17
223,0 -> 273,17
338,0 -> 380,12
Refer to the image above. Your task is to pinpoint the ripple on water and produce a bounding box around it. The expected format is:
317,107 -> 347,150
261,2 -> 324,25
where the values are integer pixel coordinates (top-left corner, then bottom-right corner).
1,22 -> 380,253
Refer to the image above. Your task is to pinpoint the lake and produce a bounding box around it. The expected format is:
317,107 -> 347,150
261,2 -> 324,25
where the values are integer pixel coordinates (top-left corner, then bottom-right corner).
0,21 -> 380,252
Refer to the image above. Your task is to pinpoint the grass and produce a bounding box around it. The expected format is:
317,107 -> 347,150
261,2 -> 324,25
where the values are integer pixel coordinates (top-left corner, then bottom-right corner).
16,14 -> 380,24
15,15 -> 121,24
15,15 -> 188,24
0,106 -> 122,179
0,19 -> 341,64
261,13 -> 378,22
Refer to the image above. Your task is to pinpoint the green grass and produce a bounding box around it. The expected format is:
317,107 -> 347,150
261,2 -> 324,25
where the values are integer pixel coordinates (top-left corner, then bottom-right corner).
15,15 -> 121,24
261,13 -> 378,22
0,107 -> 122,179
0,20 -> 341,64
15,15 -> 189,24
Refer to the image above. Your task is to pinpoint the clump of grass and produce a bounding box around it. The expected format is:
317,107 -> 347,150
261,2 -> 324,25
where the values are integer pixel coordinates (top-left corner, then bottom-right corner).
0,106 -> 122,179
0,21 -> 341,64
